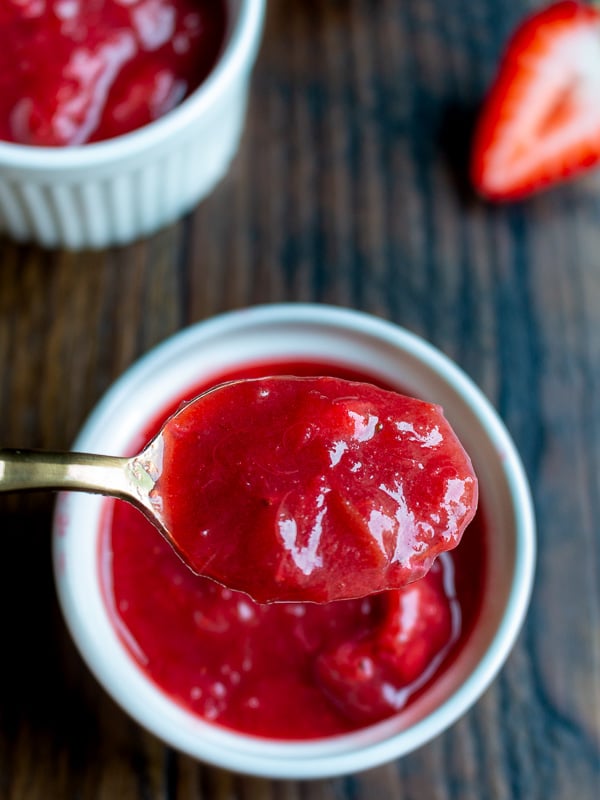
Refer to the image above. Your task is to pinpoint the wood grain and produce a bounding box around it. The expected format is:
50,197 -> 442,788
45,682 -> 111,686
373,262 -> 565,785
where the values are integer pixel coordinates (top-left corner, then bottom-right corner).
0,0 -> 599,797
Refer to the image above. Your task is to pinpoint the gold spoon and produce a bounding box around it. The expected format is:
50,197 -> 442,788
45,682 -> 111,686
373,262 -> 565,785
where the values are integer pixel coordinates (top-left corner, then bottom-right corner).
0,376 -> 478,604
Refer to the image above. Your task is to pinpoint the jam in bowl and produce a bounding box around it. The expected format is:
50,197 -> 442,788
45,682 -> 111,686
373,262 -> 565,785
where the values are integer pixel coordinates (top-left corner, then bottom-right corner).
53,303 -> 535,778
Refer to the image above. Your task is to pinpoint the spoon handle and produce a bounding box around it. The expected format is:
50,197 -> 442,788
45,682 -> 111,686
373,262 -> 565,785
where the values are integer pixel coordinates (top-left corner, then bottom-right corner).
0,448 -> 133,499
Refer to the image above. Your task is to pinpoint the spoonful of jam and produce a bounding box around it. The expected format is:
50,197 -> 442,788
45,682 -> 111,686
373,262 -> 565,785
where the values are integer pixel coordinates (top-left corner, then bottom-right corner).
0,376 -> 478,603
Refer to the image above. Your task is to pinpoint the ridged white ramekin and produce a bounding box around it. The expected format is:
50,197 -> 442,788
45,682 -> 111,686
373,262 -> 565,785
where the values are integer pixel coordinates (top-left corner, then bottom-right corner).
0,0 -> 265,250
53,304 -> 536,779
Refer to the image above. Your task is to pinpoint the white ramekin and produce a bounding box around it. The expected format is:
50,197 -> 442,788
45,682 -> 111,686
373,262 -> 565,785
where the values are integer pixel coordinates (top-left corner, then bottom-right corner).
0,0 -> 265,250
52,304 -> 536,779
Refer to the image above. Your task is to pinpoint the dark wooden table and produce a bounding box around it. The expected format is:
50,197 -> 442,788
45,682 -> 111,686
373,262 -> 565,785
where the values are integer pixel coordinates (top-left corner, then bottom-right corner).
1,1 -> 599,797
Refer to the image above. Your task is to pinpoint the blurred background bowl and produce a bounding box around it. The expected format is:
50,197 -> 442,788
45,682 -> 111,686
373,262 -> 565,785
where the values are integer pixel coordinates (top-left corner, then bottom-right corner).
52,303 -> 536,778
0,0 -> 265,250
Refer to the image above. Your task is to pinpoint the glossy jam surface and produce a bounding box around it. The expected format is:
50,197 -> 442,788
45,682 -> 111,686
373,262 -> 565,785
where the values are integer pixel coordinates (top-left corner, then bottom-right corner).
100,360 -> 486,739
154,376 -> 478,602
0,1 -> 227,146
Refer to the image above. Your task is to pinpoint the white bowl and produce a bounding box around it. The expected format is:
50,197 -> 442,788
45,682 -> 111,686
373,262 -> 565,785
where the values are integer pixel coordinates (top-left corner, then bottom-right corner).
0,0 -> 265,250
53,304 -> 536,779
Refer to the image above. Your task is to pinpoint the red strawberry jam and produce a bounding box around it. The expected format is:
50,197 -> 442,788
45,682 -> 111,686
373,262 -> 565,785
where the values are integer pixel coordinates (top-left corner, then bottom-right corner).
0,1 -> 227,146
153,376 -> 478,603
100,361 -> 486,739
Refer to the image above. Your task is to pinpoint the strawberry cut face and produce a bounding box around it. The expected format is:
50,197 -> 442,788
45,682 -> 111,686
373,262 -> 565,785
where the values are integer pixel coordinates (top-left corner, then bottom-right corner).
471,1 -> 600,200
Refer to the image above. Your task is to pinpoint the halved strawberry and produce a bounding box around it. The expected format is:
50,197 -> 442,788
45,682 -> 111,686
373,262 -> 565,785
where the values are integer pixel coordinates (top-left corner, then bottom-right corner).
471,1 -> 600,200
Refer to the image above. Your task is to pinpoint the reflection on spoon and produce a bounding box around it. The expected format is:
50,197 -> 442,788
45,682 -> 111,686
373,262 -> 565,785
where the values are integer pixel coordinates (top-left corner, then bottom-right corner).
0,376 -> 478,603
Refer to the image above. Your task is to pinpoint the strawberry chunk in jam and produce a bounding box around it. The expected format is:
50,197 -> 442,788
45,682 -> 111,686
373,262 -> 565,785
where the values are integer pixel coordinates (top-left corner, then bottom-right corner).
315,554 -> 458,723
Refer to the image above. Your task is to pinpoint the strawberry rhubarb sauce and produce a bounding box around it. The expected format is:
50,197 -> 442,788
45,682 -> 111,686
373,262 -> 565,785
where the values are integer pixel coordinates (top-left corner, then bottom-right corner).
0,0 -> 227,146
100,362 -> 485,739
154,376 -> 478,603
